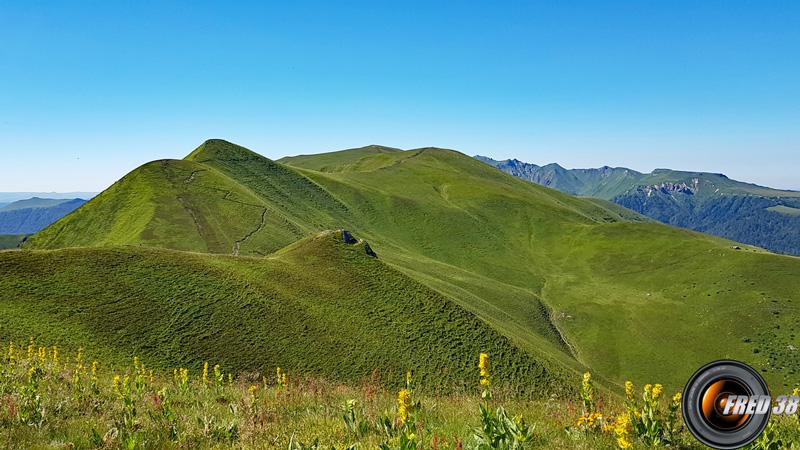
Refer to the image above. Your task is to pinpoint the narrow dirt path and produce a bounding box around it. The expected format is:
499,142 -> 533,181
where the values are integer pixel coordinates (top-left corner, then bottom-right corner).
185,170 -> 204,183
232,208 -> 268,256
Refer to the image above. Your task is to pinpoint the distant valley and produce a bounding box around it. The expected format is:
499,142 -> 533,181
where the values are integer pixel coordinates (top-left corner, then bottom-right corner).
476,156 -> 800,256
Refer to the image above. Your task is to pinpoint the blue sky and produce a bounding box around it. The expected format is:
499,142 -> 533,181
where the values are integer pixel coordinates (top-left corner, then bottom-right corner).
1,1 -> 798,191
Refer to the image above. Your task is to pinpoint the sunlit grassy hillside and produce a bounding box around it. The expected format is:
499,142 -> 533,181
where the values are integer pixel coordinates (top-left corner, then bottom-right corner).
17,139 -> 800,393
2,231 -> 574,395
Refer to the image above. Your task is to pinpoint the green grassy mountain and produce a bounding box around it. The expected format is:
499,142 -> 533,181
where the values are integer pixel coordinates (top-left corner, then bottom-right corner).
476,156 -> 800,256
3,230 -> 573,394
9,139 -> 800,394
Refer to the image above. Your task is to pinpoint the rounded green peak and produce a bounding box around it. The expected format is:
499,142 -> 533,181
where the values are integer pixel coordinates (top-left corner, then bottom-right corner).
185,139 -> 269,162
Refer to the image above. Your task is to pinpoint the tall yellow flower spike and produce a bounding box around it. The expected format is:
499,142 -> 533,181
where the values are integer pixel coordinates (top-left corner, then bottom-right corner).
112,374 -> 121,398
397,388 -> 411,425
624,381 -> 634,401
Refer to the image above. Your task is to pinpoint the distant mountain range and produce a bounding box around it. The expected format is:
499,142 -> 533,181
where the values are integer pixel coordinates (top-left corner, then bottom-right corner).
0,197 -> 87,235
0,192 -> 96,203
475,156 -> 800,256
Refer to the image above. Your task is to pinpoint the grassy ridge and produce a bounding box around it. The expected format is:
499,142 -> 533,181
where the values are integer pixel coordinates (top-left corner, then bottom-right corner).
19,139 -> 800,393
283,146 -> 800,390
1,231 -> 574,395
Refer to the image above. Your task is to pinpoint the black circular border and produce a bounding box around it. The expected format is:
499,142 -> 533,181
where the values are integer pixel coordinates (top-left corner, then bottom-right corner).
682,360 -> 770,449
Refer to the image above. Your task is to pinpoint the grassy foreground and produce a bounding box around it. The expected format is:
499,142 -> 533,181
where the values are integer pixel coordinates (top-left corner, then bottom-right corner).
7,341 -> 800,449
0,340 -> 685,449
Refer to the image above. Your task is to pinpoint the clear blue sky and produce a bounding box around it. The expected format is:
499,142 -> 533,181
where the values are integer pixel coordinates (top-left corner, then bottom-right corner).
1,1 -> 798,191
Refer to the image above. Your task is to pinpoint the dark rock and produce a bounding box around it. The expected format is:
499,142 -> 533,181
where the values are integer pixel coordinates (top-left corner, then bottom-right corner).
364,242 -> 377,258
341,230 -> 357,244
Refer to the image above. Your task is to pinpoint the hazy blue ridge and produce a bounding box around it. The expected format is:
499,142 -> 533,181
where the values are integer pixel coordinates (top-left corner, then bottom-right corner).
0,198 -> 86,234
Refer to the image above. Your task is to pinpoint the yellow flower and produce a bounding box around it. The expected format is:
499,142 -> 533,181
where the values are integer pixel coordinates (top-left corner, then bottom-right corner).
91,361 -> 98,381
202,361 -> 209,387
214,364 -> 222,384
38,346 -> 46,364
276,367 -> 287,387
113,374 -> 121,397
613,414 -> 629,434
397,388 -> 411,425
249,384 -> 258,396
625,381 -> 634,400
7,340 -> 14,364
672,391 -> 682,406
793,387 -> 800,397
52,346 -> 59,369
617,435 -> 632,449
27,337 -> 34,360
652,383 -> 663,401
479,353 -> 490,376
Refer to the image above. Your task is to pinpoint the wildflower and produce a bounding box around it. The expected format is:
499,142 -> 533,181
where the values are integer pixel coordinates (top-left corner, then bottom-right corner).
202,361 -> 209,387
214,364 -> 222,385
7,340 -> 14,364
276,367 -> 287,388
179,368 -> 188,386
397,388 -> 411,425
27,337 -> 34,360
652,383 -> 663,401
113,375 -> 122,398
38,346 -> 46,365
478,353 -> 492,395
581,372 -> 595,414
582,372 -> 593,401
52,346 -> 59,370
672,391 -> 682,406
793,387 -> 800,397
613,414 -> 632,449
249,385 -> 258,396
643,383 -> 653,402
91,361 -> 98,382
479,353 -> 490,378
133,356 -> 140,371
625,381 -> 634,401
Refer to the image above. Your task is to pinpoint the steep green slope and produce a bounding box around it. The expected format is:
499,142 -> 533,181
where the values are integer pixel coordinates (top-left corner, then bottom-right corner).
27,140 -> 346,256
0,231 -> 574,395
285,147 -> 800,390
